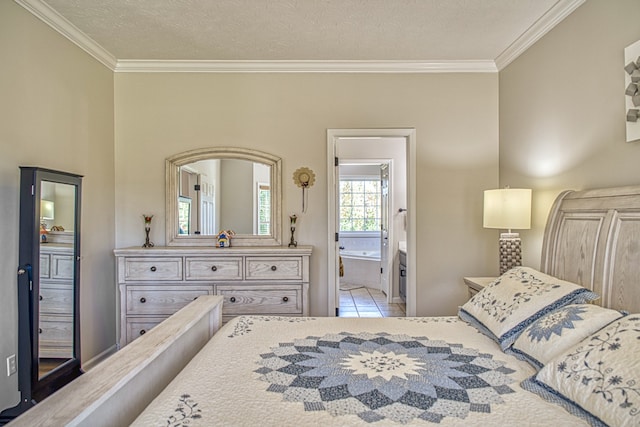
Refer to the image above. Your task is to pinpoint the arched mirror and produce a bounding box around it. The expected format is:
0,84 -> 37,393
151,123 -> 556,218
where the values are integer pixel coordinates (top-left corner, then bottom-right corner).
1,167 -> 82,420
166,147 -> 282,246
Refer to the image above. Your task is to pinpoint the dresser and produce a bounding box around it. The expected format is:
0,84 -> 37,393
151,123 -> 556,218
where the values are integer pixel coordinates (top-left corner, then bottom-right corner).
114,245 -> 312,348
39,243 -> 75,358
463,277 -> 497,299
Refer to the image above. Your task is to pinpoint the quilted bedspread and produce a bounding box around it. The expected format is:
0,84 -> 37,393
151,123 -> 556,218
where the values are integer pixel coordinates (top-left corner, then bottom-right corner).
131,316 -> 589,426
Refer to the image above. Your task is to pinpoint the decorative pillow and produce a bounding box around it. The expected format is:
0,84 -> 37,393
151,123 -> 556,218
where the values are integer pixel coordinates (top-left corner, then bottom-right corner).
522,315 -> 640,427
458,267 -> 598,350
508,304 -> 625,369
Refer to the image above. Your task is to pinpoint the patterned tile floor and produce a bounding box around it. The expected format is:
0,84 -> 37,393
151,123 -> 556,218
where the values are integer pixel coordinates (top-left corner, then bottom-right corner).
338,286 -> 406,317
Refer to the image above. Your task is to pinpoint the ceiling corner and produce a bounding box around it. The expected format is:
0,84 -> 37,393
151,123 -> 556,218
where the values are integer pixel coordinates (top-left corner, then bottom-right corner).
15,0 -> 117,70
495,0 -> 586,71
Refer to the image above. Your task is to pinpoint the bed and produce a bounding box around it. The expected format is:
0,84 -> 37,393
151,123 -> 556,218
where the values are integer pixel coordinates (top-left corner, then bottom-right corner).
10,185 -> 640,426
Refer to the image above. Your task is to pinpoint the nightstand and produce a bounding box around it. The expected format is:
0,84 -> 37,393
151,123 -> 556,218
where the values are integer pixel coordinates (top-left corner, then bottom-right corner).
463,277 -> 497,299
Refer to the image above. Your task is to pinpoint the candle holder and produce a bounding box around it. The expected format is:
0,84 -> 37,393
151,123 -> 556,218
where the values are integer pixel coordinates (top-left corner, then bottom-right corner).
142,214 -> 154,248
288,214 -> 298,248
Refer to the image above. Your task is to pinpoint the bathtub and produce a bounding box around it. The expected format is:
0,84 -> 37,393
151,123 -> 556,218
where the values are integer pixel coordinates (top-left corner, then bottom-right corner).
340,250 -> 381,289
340,250 -> 381,261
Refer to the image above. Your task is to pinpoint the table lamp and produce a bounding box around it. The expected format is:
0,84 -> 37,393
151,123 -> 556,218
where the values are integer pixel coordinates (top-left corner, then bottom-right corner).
40,200 -> 55,225
483,188 -> 531,274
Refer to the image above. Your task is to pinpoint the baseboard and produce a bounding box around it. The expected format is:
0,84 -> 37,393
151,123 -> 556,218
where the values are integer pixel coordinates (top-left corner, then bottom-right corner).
81,344 -> 117,372
391,296 -> 405,304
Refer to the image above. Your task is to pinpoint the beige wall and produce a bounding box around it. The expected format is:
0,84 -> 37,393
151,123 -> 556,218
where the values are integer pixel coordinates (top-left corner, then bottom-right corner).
0,2 -> 115,410
114,72 -> 499,317
499,0 -> 640,269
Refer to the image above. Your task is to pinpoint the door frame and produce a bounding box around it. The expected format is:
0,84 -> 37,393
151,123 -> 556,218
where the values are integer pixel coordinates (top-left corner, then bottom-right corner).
327,128 -> 416,316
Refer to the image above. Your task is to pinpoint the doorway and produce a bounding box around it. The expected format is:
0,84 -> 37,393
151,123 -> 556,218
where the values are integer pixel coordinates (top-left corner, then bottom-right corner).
337,160 -> 404,317
327,129 -> 416,317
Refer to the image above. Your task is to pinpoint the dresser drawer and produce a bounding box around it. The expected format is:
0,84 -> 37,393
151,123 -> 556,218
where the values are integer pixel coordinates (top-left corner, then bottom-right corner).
217,285 -> 302,315
40,283 -> 73,314
40,254 -> 51,279
51,254 -> 74,280
126,286 -> 212,315
245,257 -> 303,281
39,315 -> 73,358
185,257 -> 242,281
123,257 -> 183,281
125,317 -> 166,343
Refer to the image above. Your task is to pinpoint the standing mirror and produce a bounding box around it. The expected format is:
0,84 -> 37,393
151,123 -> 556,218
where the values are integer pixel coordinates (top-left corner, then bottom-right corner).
1,167 -> 82,420
166,147 -> 282,246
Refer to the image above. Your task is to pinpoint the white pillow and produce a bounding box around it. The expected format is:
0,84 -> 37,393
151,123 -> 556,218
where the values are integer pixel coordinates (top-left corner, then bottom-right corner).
508,304 -> 625,368
458,267 -> 598,350
522,315 -> 640,427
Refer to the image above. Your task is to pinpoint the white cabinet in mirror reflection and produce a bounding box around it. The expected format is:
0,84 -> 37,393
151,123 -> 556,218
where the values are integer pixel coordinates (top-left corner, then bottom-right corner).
39,244 -> 74,359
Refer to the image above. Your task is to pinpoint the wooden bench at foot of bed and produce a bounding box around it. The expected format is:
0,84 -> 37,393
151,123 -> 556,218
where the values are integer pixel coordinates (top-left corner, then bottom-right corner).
11,295 -> 224,427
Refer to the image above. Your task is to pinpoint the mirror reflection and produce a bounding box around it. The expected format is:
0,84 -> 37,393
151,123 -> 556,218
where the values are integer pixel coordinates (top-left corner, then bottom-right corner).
38,181 -> 76,379
166,147 -> 282,247
177,159 -> 271,236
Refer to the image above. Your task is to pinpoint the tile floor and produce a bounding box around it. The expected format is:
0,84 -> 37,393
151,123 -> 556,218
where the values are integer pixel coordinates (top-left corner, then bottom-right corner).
338,286 -> 406,317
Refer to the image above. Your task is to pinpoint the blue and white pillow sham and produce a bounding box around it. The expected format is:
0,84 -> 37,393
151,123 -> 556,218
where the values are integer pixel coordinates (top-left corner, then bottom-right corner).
508,304 -> 625,369
458,267 -> 598,350
522,315 -> 640,427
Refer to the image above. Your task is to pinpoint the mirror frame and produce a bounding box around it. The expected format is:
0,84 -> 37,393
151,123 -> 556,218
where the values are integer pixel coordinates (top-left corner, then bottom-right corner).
14,167 -> 82,414
166,147 -> 282,246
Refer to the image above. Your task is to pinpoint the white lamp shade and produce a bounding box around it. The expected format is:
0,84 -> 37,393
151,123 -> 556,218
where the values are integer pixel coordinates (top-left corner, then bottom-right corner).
483,188 -> 531,230
41,200 -> 55,220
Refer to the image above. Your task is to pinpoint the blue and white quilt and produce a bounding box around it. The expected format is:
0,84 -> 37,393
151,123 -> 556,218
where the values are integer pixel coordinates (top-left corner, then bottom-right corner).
132,316 -> 590,426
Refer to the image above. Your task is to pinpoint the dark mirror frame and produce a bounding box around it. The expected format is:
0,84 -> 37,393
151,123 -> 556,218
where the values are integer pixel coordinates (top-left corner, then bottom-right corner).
0,167 -> 83,421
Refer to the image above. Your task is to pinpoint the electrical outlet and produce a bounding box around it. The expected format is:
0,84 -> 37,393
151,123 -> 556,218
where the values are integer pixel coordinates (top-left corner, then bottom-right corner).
6,354 -> 16,376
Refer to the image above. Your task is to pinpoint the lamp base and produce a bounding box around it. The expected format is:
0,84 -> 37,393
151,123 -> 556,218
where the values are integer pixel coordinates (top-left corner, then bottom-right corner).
499,232 -> 522,275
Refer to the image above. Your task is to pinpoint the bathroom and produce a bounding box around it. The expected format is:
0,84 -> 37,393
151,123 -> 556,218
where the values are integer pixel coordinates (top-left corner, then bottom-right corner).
337,156 -> 406,304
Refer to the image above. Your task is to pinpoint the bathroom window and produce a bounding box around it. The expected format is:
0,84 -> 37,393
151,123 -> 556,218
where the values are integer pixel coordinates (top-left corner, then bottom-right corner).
339,179 -> 381,232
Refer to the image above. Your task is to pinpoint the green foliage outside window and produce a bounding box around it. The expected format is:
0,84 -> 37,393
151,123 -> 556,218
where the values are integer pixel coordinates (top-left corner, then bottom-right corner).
339,179 -> 380,232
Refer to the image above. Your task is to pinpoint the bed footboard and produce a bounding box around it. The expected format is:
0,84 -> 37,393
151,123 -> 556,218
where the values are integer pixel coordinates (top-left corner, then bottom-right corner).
11,295 -> 224,427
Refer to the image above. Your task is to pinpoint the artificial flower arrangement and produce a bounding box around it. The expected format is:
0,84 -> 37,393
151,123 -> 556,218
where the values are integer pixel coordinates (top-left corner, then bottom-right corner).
216,229 -> 236,248
142,214 -> 153,228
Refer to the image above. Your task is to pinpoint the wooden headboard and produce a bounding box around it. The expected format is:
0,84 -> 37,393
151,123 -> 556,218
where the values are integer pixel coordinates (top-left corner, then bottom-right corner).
541,185 -> 640,312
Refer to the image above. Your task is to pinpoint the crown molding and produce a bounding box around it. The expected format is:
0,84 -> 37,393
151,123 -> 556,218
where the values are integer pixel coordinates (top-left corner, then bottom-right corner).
495,0 -> 585,70
17,0 -> 582,74
15,0 -> 117,70
114,59 -> 497,73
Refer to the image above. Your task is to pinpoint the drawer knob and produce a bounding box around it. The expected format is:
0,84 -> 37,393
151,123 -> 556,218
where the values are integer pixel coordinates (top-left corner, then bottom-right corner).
140,297 -> 146,303
271,265 -> 277,271
140,329 -> 146,335
150,266 -> 157,272
211,266 -> 217,272
230,296 -> 236,303
39,328 -> 42,334
282,296 -> 289,302
39,295 -> 43,301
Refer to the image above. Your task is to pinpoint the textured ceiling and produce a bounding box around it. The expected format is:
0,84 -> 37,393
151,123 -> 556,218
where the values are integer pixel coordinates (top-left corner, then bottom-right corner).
19,0 -> 584,70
